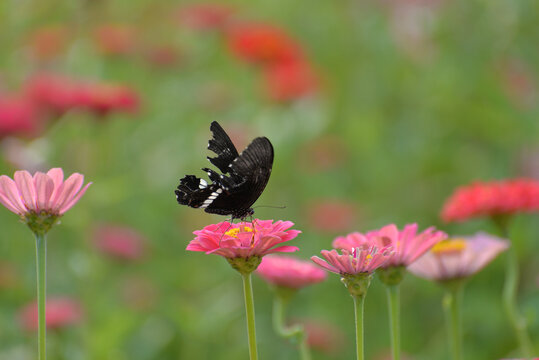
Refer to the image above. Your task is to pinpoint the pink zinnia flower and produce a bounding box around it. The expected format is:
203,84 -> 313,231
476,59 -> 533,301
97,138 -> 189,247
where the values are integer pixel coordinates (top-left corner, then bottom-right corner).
333,223 -> 447,268
311,245 -> 392,276
188,220 -> 300,258
441,179 -> 539,222
19,297 -> 83,331
408,232 -> 509,282
93,225 -> 146,261
0,168 -> 91,233
256,255 -> 327,289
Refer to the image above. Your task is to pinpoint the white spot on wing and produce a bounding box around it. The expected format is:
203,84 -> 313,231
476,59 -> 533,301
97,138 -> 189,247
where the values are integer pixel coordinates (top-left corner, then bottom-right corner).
199,179 -> 208,189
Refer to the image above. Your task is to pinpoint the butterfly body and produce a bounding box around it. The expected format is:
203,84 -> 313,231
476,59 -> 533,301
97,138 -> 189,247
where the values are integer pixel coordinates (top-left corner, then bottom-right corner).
175,122 -> 273,220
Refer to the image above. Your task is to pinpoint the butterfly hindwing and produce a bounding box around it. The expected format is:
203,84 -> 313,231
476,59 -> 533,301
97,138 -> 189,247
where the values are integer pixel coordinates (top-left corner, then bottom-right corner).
175,175 -> 223,209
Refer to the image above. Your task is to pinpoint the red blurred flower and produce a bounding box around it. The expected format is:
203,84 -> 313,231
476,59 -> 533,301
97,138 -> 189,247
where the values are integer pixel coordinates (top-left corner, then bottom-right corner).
19,297 -> 83,331
26,25 -> 70,61
262,60 -> 318,102
306,199 -> 359,233
24,73 -> 81,115
94,225 -> 146,261
25,73 -> 140,117
176,3 -> 235,31
93,24 -> 137,56
0,94 -> 40,138
256,255 -> 327,289
144,45 -> 181,67
226,23 -> 303,66
441,179 -> 539,222
78,82 -> 139,116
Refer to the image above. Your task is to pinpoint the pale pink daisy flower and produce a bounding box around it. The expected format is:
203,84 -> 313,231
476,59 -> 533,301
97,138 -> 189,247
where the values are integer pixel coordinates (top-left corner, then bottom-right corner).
188,220 -> 300,258
408,232 -> 509,282
311,245 -> 392,276
333,223 -> 447,268
0,168 -> 91,233
256,255 -> 327,289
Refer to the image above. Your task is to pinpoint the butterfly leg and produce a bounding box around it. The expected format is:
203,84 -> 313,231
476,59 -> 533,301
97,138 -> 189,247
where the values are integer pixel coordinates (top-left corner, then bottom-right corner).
218,216 -> 235,245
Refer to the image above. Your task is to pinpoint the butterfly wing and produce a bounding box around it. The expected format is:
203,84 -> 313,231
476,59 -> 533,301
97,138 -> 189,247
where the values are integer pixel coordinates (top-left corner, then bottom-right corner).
175,175 -> 224,209
207,121 -> 239,174
204,137 -> 273,217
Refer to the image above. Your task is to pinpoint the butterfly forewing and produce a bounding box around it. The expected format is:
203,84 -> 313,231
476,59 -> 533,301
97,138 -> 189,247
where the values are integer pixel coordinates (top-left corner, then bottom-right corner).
207,121 -> 239,174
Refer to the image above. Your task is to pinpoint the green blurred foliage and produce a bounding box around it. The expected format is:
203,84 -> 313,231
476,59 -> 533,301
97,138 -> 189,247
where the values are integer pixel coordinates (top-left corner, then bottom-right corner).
0,0 -> 538,359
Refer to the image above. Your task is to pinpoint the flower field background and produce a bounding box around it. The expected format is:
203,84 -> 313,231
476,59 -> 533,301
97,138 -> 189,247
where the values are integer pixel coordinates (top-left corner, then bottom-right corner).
0,0 -> 538,359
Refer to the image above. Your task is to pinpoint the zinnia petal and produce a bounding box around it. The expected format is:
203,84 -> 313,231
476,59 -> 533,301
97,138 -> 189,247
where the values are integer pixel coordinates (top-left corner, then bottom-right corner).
14,171 -> 37,212
33,172 -> 55,211
0,175 -> 27,214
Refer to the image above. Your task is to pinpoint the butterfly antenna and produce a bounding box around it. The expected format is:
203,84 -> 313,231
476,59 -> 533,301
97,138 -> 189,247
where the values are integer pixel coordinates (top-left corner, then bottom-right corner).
252,205 -> 287,210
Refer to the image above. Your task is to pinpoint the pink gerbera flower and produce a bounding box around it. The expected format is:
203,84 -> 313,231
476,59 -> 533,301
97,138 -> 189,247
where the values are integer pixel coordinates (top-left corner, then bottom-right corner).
408,232 -> 509,282
256,255 -> 327,289
0,168 -> 91,234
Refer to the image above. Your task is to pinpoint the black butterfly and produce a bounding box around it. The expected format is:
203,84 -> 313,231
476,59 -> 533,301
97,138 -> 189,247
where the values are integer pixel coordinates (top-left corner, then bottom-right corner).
175,121 -> 274,220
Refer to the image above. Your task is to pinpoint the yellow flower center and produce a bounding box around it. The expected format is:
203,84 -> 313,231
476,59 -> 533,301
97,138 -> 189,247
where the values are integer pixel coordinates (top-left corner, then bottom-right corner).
431,238 -> 467,255
225,226 -> 254,238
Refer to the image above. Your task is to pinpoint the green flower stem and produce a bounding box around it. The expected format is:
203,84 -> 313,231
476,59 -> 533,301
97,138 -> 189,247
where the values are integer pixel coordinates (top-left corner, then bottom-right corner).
272,290 -> 311,360
241,272 -> 258,360
35,232 -> 47,360
503,245 -> 534,358
493,216 -> 534,358
386,284 -> 400,360
353,295 -> 365,360
443,284 -> 463,360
